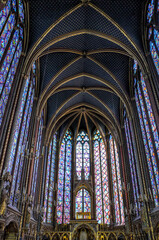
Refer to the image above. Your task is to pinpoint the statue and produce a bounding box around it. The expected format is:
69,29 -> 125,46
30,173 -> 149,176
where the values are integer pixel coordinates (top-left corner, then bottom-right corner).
0,169 -> 12,217
25,195 -> 33,227
80,229 -> 87,240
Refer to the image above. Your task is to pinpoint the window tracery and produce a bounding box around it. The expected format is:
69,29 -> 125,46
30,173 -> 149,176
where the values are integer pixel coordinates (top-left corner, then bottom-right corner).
133,60 -> 159,207
57,130 -> 72,224
147,0 -> 159,74
0,0 -> 25,126
76,130 -> 90,180
93,130 -> 110,224
7,62 -> 36,206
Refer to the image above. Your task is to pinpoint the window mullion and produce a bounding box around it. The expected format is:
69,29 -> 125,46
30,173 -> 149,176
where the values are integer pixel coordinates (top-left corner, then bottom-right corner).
135,88 -> 159,203
139,80 -> 159,161
0,12 -> 16,65
13,83 -> 34,204
99,140 -> 104,224
126,120 -> 140,212
11,78 -> 31,204
113,140 -> 121,224
136,85 -> 158,190
62,140 -> 66,223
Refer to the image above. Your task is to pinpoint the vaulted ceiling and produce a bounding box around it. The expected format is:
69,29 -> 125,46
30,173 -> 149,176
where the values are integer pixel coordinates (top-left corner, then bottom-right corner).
25,0 -> 148,143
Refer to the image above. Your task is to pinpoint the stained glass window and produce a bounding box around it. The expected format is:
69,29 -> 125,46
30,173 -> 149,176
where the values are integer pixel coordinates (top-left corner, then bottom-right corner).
31,111 -> 44,201
147,0 -> 154,23
147,0 -> 159,74
76,131 -> 90,180
123,110 -> 140,215
133,61 -> 159,207
7,63 -> 36,206
75,188 -> 91,219
110,135 -> 124,225
57,130 -> 72,224
0,0 -> 25,127
93,130 -> 110,224
43,134 -> 57,223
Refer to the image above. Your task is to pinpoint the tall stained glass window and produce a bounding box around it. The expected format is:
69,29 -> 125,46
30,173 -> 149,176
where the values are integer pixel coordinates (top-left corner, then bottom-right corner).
146,0 -> 159,74
76,130 -> 90,180
123,110 -> 140,215
31,111 -> 44,202
75,188 -> 91,219
7,62 -> 36,206
43,133 -> 57,223
57,130 -> 72,224
93,130 -> 110,224
0,0 -> 25,126
133,61 -> 159,207
110,135 -> 124,225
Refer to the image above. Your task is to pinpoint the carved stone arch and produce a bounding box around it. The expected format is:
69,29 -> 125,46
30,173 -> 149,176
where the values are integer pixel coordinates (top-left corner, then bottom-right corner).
4,221 -> 19,240
98,232 -> 107,240
52,233 -> 60,240
117,232 -> 126,240
5,213 -> 19,229
42,233 -> 51,240
108,232 -> 117,240
72,223 -> 97,240
74,181 -> 93,197
61,233 -> 70,240
154,222 -> 159,240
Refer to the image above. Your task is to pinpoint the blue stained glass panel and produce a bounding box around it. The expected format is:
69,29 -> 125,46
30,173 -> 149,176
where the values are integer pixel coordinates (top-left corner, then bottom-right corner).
0,0 -> 11,33
150,41 -> 159,74
135,89 -> 159,206
0,39 -> 23,126
0,13 -> 15,61
140,73 -> 159,159
148,26 -> 152,39
154,29 -> 159,51
147,0 -> 154,23
12,0 -> 16,11
7,76 -> 30,173
133,60 -> 138,74
18,0 -> 24,22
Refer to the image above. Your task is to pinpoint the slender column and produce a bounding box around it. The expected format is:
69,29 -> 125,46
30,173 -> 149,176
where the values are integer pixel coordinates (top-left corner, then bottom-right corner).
28,117 -> 40,195
70,135 -> 75,220
36,144 -> 47,240
119,142 -> 132,232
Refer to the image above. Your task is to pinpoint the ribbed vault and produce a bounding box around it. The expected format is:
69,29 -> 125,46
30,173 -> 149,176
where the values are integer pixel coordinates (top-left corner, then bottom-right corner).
23,0 -> 147,141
